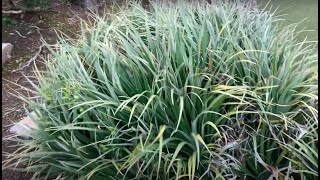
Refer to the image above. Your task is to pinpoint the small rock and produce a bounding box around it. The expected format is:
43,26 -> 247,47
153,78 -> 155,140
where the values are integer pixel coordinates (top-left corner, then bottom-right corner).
2,43 -> 13,65
9,112 -> 39,140
20,13 -> 25,19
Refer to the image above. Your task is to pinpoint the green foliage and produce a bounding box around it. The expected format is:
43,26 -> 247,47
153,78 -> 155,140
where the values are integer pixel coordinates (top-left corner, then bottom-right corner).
67,0 -> 85,6
2,16 -> 17,26
18,0 -> 49,11
3,1 -> 318,179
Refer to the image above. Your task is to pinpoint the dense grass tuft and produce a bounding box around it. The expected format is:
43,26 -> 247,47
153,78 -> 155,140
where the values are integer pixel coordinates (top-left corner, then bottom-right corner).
3,1 -> 318,179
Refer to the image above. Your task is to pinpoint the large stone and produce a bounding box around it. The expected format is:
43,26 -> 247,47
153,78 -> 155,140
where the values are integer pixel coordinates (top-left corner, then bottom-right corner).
9,112 -> 39,139
2,43 -> 13,65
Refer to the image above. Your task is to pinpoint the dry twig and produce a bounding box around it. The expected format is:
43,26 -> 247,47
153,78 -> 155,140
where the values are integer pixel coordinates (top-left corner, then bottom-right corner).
14,30 -> 27,38
2,10 -> 23,14
12,25 -> 45,73
12,44 -> 44,73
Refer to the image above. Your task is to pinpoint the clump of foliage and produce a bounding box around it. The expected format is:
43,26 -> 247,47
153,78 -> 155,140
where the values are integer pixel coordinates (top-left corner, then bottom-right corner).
17,0 -> 49,11
2,16 -> 17,26
3,1 -> 318,179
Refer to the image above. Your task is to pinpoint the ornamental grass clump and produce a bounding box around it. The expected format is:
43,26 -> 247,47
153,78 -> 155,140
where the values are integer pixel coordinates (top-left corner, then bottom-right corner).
3,1 -> 318,179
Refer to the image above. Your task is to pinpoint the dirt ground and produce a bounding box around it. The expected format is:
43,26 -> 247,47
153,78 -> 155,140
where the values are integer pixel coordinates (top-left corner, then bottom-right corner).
2,1 -> 90,179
